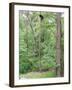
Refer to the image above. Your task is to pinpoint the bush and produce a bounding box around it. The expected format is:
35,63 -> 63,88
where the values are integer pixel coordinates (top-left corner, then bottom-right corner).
19,63 -> 31,74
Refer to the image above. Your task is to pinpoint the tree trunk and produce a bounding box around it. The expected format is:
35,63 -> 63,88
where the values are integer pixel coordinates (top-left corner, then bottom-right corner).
24,17 -> 29,60
26,14 -> 38,57
39,26 -> 41,72
60,17 -> 64,77
38,13 -> 44,72
56,13 -> 61,77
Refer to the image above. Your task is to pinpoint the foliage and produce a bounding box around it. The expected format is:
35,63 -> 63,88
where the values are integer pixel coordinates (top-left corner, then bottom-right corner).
19,11 -> 64,78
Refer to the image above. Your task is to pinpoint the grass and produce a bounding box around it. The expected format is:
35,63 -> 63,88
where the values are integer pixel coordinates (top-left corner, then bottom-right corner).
20,71 -> 56,79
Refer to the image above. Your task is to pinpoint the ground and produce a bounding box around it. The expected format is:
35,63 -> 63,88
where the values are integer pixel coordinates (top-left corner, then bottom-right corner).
19,71 -> 56,79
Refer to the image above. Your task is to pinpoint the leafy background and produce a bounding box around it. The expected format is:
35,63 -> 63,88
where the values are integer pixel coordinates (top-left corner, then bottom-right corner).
19,10 -> 64,79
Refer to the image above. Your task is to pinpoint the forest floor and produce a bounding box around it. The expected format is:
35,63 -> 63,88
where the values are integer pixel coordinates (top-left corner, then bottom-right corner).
19,71 -> 56,79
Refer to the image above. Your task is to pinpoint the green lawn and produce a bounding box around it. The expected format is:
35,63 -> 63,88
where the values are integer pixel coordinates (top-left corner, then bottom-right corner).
20,71 -> 56,79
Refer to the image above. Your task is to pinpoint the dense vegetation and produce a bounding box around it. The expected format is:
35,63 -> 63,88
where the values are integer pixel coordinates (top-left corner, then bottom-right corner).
19,10 -> 64,78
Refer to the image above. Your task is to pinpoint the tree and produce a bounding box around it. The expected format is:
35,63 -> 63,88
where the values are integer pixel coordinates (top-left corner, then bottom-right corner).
56,13 -> 61,77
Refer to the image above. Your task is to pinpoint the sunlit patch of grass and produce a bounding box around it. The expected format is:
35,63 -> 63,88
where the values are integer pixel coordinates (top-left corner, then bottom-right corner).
20,71 -> 56,79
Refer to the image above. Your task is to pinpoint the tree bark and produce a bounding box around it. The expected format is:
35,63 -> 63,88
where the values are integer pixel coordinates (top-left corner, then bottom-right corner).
60,17 -> 64,77
24,16 -> 29,60
56,13 -> 61,77
39,24 -> 41,72
26,14 -> 38,57
38,13 -> 43,72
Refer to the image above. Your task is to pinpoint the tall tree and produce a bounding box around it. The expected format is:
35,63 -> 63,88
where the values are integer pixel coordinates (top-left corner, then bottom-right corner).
60,15 -> 64,77
56,13 -> 61,77
26,13 -> 38,57
24,12 -> 29,61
